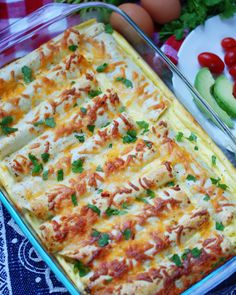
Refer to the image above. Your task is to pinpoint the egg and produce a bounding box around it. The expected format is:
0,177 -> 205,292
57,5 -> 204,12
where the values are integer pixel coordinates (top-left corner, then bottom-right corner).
140,0 -> 181,24
110,3 -> 154,38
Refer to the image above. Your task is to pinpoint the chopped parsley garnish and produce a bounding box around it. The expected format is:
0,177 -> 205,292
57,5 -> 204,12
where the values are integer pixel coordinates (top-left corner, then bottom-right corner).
98,233 -> 110,247
80,107 -> 87,114
210,177 -> 228,190
88,89 -> 102,98
218,183 -> 228,190
170,254 -> 182,267
211,155 -> 217,165
71,81 -> 76,85
105,207 -> 126,217
57,169 -> 64,181
102,122 -> 110,128
121,202 -> 129,209
74,260 -> 90,277
28,153 -> 43,175
216,221 -> 225,231
194,146 -> 199,151
41,152 -> 50,163
123,228 -> 132,240
71,159 -> 84,173
181,249 -> 191,260
21,66 -> 34,83
75,134 -> 85,143
212,257 -> 226,269
96,165 -> 103,172
136,120 -> 149,134
186,174 -> 197,182
203,194 -> 210,201
135,196 -> 149,204
88,204 -> 101,216
87,124 -> 95,133
91,229 -> 100,237
96,63 -> 108,72
119,106 -> 126,113
123,130 -> 137,144
108,143 -> 113,148
71,193 -> 78,206
144,140 -> 152,148
33,120 -> 44,127
105,24 -> 113,34
115,77 -> 133,88
45,117 -> 56,128
187,132 -> 197,142
97,189 -> 103,194
105,278 -> 113,283
176,132 -> 184,142
191,247 -> 202,258
167,181 -> 175,187
146,189 -> 155,198
68,44 -> 78,52
42,170 -> 49,181
0,116 -> 18,135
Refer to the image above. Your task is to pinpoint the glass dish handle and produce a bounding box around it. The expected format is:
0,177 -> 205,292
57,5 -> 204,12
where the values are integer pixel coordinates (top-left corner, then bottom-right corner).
0,3 -> 79,54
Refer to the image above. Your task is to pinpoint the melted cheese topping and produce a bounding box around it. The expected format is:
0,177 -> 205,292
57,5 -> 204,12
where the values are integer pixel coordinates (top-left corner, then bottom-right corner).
0,20 -> 235,295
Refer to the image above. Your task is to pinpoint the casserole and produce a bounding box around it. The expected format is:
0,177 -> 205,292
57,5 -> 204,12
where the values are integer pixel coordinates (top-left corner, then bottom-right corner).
0,3 -> 235,295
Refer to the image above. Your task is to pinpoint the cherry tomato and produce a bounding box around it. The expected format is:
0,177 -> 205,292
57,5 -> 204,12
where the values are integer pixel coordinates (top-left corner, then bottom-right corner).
221,37 -> 236,51
224,48 -> 236,67
233,81 -> 236,98
229,64 -> 236,79
198,52 -> 225,74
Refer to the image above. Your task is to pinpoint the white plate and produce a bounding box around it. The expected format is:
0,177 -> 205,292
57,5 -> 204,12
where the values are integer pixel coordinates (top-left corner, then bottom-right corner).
173,14 -> 236,151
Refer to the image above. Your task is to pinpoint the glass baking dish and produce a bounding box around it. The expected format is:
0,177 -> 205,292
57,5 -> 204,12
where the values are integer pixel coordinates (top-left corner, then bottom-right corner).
0,2 -> 235,295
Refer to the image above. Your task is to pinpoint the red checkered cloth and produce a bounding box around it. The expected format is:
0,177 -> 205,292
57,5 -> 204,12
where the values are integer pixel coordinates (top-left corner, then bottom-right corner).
0,0 -> 184,64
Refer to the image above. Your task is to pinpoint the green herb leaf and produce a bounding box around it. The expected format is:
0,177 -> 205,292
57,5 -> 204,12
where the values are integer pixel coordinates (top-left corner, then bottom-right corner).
121,202 -> 129,209
57,169 -> 64,181
88,89 -> 102,98
146,189 -> 155,199
136,120 -> 149,134
123,130 -> 137,144
96,63 -> 108,72
186,174 -> 197,182
102,122 -> 110,128
123,228 -> 132,240
68,44 -> 78,52
75,134 -> 85,143
45,117 -> 56,128
194,146 -> 199,151
108,143 -> 113,148
74,260 -> 90,277
28,153 -> 43,175
203,194 -> 210,201
41,152 -> 50,163
167,181 -> 175,187
71,193 -> 78,206
72,159 -> 84,173
144,140 -> 152,148
97,189 -> 103,194
1,116 -> 13,126
211,155 -> 217,165
115,77 -> 133,88
170,254 -> 182,267
218,183 -> 228,190
181,249 -> 191,260
98,233 -> 110,247
80,107 -> 87,114
91,229 -> 100,237
42,170 -> 49,181
210,177 -> 220,185
135,196 -> 149,204
0,116 -> 18,134
87,125 -> 95,133
33,120 -> 44,127
96,165 -> 103,172
105,207 -> 120,217
119,106 -> 126,113
215,221 -> 225,231
191,247 -> 202,258
88,204 -> 101,215
21,66 -> 34,83
176,132 -> 184,142
187,132 -> 197,142
1,126 -> 18,134
105,24 -> 113,34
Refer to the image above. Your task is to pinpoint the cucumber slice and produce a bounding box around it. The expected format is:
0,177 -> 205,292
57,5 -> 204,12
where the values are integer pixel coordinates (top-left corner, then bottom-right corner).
213,75 -> 236,118
194,68 -> 233,128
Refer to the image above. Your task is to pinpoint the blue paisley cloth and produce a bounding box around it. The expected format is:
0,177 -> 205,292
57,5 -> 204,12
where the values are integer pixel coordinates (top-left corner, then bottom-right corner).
0,202 -> 235,295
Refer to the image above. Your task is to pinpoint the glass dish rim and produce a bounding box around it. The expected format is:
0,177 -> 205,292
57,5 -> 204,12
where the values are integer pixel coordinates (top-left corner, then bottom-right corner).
0,2 -> 235,294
